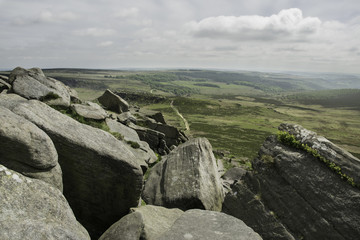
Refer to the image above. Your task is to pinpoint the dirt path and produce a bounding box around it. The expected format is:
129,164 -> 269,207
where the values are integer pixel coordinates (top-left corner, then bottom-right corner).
170,100 -> 190,131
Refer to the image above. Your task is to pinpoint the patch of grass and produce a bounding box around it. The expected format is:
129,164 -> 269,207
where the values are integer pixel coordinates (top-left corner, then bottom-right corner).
277,131 -> 357,188
40,92 -> 61,102
111,132 -> 124,140
127,141 -> 140,149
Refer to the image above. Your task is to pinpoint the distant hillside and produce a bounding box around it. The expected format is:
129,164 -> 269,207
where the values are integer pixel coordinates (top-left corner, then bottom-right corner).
286,89 -> 360,109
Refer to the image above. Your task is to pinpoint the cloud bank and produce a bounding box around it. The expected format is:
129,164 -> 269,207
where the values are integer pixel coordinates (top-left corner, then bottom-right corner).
187,8 -> 321,41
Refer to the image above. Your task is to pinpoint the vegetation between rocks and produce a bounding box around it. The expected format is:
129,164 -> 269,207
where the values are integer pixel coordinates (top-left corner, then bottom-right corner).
277,131 -> 357,188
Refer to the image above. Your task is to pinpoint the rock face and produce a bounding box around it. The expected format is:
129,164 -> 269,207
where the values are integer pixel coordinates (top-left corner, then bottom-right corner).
106,118 -> 157,166
0,96 -> 144,239
158,209 -> 262,240
223,124 -> 360,240
142,138 -> 224,211
8,67 -> 71,107
0,78 -> 11,92
71,101 -> 108,120
0,164 -> 90,240
98,89 -> 129,113
0,106 -> 62,190
99,205 -> 184,240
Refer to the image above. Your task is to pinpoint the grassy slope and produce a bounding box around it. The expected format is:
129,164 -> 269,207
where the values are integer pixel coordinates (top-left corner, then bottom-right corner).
39,69 -> 360,161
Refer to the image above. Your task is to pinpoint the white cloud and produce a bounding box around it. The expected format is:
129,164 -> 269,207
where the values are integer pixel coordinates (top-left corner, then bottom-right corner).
73,28 -> 117,37
187,8 -> 321,41
98,41 -> 114,47
12,10 -> 78,25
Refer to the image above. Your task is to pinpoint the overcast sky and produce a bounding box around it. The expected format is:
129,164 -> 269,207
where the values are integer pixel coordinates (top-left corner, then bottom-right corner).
1,0 -> 359,73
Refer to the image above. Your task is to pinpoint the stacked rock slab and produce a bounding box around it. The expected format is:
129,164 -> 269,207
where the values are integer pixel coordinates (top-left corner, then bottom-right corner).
0,105 -> 62,191
223,124 -> 360,240
0,164 -> 90,240
71,101 -> 108,120
142,138 -> 224,211
0,94 -> 144,239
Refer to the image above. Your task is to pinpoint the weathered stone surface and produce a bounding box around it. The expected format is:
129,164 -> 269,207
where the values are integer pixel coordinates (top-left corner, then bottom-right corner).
71,101 -> 108,120
118,111 -> 137,124
142,138 -> 224,211
138,108 -> 166,124
98,89 -> 129,113
221,167 -> 247,194
0,106 -> 62,190
142,119 -> 188,148
106,118 -> 157,166
158,209 -> 262,240
222,180 -> 295,240
0,78 -> 11,92
9,67 -> 71,107
225,124 -> 360,240
279,123 -> 360,183
99,205 -> 184,240
0,74 -> 9,83
129,122 -> 170,155
0,98 -> 143,239
0,164 -> 90,240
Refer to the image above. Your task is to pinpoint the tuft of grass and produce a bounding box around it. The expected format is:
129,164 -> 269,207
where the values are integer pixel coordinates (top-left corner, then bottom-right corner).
127,141 -> 140,149
40,92 -> 61,102
277,131 -> 357,188
111,132 -> 124,140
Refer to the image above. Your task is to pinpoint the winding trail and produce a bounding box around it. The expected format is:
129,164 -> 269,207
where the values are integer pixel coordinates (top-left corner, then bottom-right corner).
170,100 -> 190,131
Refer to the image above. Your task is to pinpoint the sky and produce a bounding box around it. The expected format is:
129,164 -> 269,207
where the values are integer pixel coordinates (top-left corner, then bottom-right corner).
1,0 -> 360,73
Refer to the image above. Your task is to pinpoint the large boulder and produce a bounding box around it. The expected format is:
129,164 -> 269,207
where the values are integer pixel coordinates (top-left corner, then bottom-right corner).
0,95 -> 144,239
157,209 -> 262,240
8,67 -> 71,107
224,124 -> 360,240
0,164 -> 90,240
0,106 -> 62,190
71,101 -> 108,120
99,205 -> 184,240
142,138 -> 224,211
98,89 -> 129,113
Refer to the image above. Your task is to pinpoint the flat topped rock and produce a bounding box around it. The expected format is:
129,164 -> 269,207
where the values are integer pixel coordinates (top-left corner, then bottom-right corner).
71,101 -> 108,120
158,209 -> 262,240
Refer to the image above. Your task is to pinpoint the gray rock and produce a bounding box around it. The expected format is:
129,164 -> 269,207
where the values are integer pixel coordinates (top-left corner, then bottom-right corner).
98,89 -> 129,113
142,138 -> 224,211
227,124 -> 360,240
118,111 -> 137,124
99,205 -> 184,240
157,209 -> 262,240
9,67 -> 71,107
221,167 -> 247,194
0,106 -> 62,190
279,123 -> 360,183
0,164 -> 90,240
138,108 -> 166,124
222,180 -> 295,240
0,78 -> 11,92
0,97 -> 143,239
71,101 -> 108,120
0,74 -> 9,83
129,122 -> 170,154
106,119 -> 157,166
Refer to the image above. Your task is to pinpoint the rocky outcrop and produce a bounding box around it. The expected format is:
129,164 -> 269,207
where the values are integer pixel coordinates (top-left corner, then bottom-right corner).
71,101 -> 108,120
0,164 -> 90,240
0,106 -> 62,190
106,118 -> 157,166
142,138 -> 224,211
98,89 -> 129,113
158,209 -> 262,240
129,122 -> 170,155
223,124 -> 360,240
118,111 -> 137,125
137,108 -> 166,124
99,205 -> 184,240
0,95 -> 144,239
8,67 -> 71,107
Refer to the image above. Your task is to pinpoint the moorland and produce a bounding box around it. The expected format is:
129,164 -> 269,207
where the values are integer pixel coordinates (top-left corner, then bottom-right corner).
3,68 -> 359,169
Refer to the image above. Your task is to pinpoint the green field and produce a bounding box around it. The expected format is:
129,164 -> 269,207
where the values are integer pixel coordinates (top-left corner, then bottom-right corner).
3,68 -> 359,164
